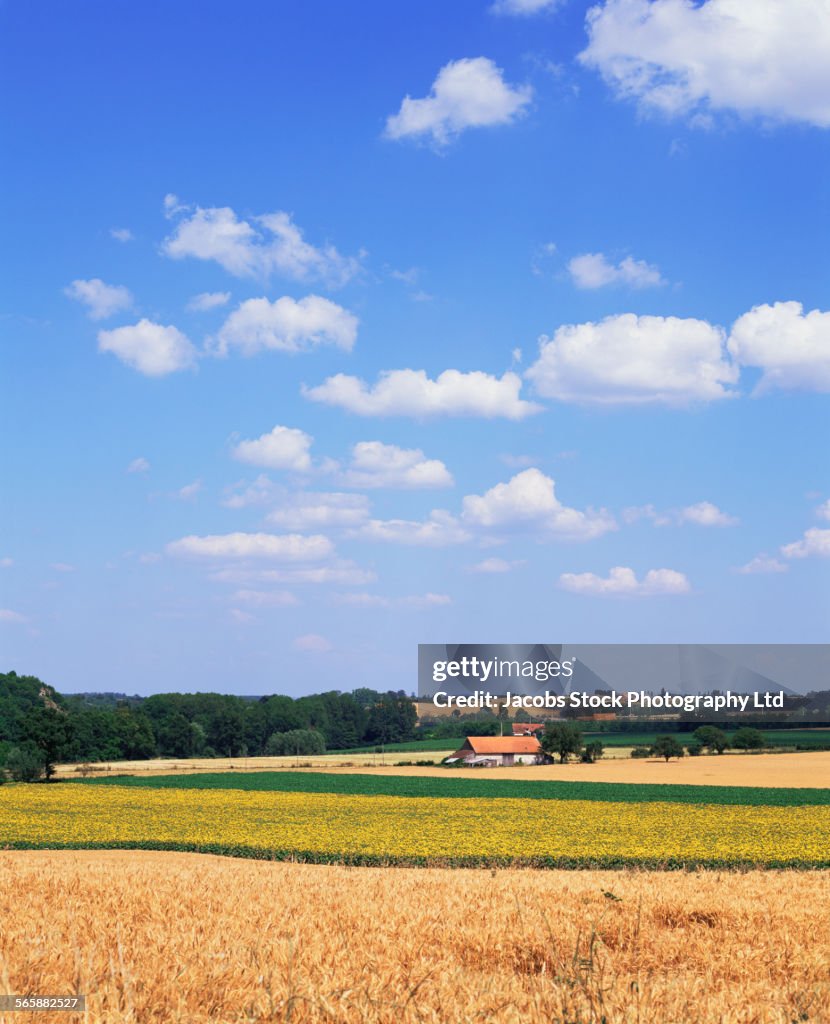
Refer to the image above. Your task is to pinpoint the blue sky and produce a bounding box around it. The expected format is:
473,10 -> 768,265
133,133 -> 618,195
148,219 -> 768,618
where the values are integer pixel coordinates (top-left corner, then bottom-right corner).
2,0 -> 829,695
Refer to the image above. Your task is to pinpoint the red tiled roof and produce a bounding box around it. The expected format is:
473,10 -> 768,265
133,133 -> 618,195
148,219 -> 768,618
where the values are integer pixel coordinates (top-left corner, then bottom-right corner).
463,736 -> 541,754
512,723 -> 544,735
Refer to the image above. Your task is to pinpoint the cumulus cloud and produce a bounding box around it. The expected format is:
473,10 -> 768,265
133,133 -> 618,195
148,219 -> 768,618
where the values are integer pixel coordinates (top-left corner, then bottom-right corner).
166,532 -> 333,561
186,291 -> 231,312
355,511 -> 471,547
462,468 -> 615,540
559,566 -> 691,596
127,457 -> 150,474
781,528 -> 830,559
580,0 -> 830,128
232,426 -> 313,472
622,504 -> 672,527
728,301 -> 830,393
175,480 -> 202,501
567,252 -> 665,289
340,441 -> 453,489
214,295 -> 358,356
110,228 -> 134,243
526,313 -> 737,405
816,499 -> 830,521
162,202 -> 362,286
294,633 -> 332,652
266,492 -> 371,531
304,368 -> 540,419
65,278 -> 133,320
385,57 -> 532,145
735,554 -> 789,575
98,319 -> 197,376
677,501 -> 739,527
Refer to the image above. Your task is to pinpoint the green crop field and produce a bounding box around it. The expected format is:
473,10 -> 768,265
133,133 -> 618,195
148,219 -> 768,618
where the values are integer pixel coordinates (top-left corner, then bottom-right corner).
74,770 -> 830,807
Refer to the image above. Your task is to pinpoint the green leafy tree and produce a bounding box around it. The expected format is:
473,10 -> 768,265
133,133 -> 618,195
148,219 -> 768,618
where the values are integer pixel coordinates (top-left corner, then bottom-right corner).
582,740 -> 604,763
540,721 -> 583,763
732,727 -> 765,750
692,726 -> 730,754
6,742 -> 47,782
651,735 -> 685,761
265,729 -> 326,756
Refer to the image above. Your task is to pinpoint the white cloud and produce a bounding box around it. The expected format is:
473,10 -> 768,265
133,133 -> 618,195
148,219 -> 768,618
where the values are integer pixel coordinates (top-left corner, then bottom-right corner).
294,633 -> 332,652
110,228 -> 134,243
567,252 -> 665,289
462,468 -> 615,540
728,301 -> 830,393
214,295 -> 358,356
127,457 -> 150,474
735,555 -> 789,575
622,504 -> 672,527
211,562 -> 377,586
98,319 -> 197,376
166,532 -> 333,561
580,0 -> 830,128
491,0 -> 563,13
677,501 -> 739,527
50,563 -> 75,573
526,313 -> 737,405
559,566 -> 691,596
385,57 -> 533,145
266,492 -> 371,530
304,368 -> 540,419
186,291 -> 231,312
355,511 -> 471,547
0,609 -> 28,624
340,441 -> 453,489
817,499 -> 830,521
625,501 -> 737,526
232,426 -> 313,472
781,528 -> 830,559
468,557 -> 523,573
65,278 -> 133,320
175,480 -> 202,501
231,589 -> 298,607
162,203 -> 361,286
334,592 -> 451,609
222,474 -> 277,509
0,558 -> 13,568
229,608 -> 256,624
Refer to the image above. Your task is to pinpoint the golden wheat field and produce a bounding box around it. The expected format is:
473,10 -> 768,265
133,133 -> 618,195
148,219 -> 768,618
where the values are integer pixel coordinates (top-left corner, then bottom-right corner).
54,750 -> 830,787
0,851 -> 828,1024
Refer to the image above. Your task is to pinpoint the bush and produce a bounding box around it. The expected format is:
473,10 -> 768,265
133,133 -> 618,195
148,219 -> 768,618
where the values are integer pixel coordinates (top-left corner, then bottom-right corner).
732,727 -> 766,750
6,742 -> 46,782
630,746 -> 651,759
686,741 -> 703,756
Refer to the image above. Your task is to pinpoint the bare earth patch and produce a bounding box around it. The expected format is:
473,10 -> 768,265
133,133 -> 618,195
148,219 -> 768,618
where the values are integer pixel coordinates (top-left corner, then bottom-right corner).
0,850 -> 828,1023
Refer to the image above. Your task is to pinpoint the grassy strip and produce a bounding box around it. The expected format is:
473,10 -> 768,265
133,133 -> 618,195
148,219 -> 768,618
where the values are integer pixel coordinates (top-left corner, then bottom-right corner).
4,839 -> 828,870
73,770 -> 830,806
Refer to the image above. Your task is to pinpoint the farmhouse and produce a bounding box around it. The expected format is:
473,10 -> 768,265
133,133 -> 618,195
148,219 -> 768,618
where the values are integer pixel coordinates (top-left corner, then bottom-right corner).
447,735 -> 546,767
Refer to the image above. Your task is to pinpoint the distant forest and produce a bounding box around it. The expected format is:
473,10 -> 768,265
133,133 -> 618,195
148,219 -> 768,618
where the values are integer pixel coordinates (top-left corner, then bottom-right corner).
0,670 -> 418,777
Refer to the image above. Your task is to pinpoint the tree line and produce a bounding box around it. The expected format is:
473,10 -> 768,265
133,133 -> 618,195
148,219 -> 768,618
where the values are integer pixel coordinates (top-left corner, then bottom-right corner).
0,671 -> 417,780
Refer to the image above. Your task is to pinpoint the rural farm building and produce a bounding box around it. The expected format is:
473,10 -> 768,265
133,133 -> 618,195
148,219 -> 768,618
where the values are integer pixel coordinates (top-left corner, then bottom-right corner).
447,736 -> 548,767
512,722 -> 544,736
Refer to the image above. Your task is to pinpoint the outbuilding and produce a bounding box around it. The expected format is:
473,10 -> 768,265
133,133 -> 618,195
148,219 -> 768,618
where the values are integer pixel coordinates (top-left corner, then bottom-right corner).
447,735 -> 546,767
